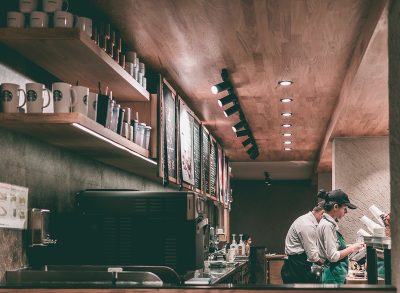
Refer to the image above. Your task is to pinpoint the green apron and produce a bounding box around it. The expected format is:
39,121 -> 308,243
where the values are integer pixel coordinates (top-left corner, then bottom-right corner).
322,223 -> 348,284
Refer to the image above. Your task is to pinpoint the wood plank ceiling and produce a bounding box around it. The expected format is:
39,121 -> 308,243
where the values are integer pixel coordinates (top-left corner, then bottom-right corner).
92,0 -> 388,179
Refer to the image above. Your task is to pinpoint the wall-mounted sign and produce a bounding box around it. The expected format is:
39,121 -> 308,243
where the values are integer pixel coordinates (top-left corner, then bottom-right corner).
202,127 -> 210,194
0,183 -> 28,229
179,102 -> 195,185
193,120 -> 202,191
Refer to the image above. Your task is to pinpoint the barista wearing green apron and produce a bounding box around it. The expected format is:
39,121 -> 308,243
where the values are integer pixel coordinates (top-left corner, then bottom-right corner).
316,189 -> 364,284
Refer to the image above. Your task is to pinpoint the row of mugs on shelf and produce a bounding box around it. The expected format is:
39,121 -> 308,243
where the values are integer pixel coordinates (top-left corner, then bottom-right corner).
19,0 -> 69,13
0,82 -> 152,150
7,11 -> 92,36
0,82 -> 94,116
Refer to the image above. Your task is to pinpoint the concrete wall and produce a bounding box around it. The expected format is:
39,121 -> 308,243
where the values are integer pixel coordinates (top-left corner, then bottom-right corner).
332,137 -> 390,243
0,48 -> 172,283
318,172 -> 332,192
230,180 -> 317,253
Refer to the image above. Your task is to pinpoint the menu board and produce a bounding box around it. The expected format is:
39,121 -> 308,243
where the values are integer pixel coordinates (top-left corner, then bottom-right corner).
209,139 -> 217,197
218,146 -> 224,203
179,102 -> 195,185
193,120 -> 202,190
0,183 -> 29,229
202,128 -> 210,194
163,82 -> 177,180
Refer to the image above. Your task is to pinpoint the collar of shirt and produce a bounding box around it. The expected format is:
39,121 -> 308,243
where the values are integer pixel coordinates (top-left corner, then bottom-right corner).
323,213 -> 339,231
307,211 -> 318,226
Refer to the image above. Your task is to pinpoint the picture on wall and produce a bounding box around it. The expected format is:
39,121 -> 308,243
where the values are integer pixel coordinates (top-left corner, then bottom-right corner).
179,102 -> 195,185
162,80 -> 177,181
193,119 -> 202,191
202,127 -> 210,194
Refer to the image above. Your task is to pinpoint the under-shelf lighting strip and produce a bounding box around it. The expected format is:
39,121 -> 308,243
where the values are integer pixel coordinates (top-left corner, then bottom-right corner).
72,123 -> 157,165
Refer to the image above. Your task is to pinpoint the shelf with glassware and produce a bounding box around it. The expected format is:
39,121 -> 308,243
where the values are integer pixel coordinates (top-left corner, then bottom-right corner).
157,76 -> 233,202
0,28 -> 149,102
0,112 -> 158,179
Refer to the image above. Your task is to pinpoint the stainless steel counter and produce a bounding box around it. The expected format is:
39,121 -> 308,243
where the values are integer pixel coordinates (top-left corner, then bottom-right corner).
185,260 -> 249,285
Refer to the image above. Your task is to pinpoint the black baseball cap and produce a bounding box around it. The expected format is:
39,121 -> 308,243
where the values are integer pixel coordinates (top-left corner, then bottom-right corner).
328,189 -> 357,209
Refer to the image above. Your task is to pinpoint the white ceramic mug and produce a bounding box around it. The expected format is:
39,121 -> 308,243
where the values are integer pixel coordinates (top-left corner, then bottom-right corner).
7,11 -> 25,28
52,82 -> 76,113
26,83 -> 51,113
1,83 -> 26,113
30,11 -> 48,28
71,86 -> 89,116
42,0 -> 69,12
75,16 -> 92,37
87,92 -> 97,121
19,0 -> 38,13
54,10 -> 73,28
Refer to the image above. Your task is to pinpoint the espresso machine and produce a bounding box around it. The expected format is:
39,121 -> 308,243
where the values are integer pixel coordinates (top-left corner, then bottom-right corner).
73,190 -> 209,274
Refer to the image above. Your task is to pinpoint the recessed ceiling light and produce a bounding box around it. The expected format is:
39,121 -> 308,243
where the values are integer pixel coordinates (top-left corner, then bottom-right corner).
284,141 -> 292,145
280,98 -> 293,103
282,124 -> 292,128
281,112 -> 292,117
278,80 -> 293,86
283,133 -> 292,137
284,147 -> 292,151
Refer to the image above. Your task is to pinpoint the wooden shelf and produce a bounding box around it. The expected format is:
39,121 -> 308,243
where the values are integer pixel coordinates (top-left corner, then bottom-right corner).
0,28 -> 149,102
0,113 -> 158,179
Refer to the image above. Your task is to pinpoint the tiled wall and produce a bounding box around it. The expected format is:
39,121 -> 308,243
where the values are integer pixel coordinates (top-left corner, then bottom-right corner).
332,137 -> 390,243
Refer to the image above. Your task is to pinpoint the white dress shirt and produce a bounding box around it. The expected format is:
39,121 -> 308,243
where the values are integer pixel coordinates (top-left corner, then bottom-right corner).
284,211 -> 320,263
316,213 -> 341,263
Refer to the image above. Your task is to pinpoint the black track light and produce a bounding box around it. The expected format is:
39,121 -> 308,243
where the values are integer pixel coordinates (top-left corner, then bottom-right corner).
235,129 -> 250,137
246,145 -> 258,155
264,172 -> 272,186
250,149 -> 259,160
218,94 -> 236,107
232,120 -> 246,132
223,104 -> 240,117
242,137 -> 253,147
211,81 -> 232,94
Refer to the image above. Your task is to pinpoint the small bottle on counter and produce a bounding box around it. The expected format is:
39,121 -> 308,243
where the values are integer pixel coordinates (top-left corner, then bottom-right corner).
230,234 -> 237,257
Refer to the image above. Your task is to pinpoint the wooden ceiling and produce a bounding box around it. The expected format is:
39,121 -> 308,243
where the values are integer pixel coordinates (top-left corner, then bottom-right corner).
91,0 -> 388,179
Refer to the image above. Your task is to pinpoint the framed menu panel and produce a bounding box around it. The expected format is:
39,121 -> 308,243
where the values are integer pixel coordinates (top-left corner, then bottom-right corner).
218,145 -> 224,203
202,127 -> 210,195
209,137 -> 218,198
158,78 -> 177,183
179,99 -> 195,185
193,119 -> 202,191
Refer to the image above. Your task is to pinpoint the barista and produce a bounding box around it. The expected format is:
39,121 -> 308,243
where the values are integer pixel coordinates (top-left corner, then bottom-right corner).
281,201 -> 325,284
316,189 -> 364,284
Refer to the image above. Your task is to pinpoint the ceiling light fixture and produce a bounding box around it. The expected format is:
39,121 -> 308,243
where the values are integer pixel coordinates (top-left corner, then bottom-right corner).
284,147 -> 292,151
281,112 -> 292,117
232,120 -> 247,132
247,145 -> 259,160
284,141 -> 292,145
211,81 -> 232,94
235,129 -> 250,137
218,93 -> 236,107
283,133 -> 292,137
242,137 -> 253,147
223,103 -> 240,117
282,124 -> 292,128
278,80 -> 293,86
280,98 -> 293,103
264,172 -> 272,186
214,68 -> 259,159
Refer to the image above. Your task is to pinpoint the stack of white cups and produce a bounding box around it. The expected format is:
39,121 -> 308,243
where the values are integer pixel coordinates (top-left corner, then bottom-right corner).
6,0 -> 92,38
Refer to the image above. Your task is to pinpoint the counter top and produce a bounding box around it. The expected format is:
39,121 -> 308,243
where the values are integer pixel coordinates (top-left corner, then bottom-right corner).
185,260 -> 249,285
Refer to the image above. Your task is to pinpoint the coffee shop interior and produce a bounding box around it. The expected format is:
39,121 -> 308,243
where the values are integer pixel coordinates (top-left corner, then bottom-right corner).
0,0 -> 400,292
